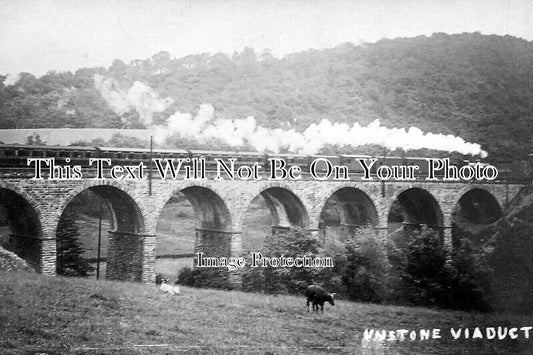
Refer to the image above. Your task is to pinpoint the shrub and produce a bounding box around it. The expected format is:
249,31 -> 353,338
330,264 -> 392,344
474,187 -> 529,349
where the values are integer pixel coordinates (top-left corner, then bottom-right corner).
240,225 -> 391,300
177,266 -> 233,290
341,225 -> 389,303
312,233 -> 348,296
480,222 -> 533,313
241,227 -> 321,294
447,237 -> 492,312
56,211 -> 94,277
390,226 -> 492,311
400,227 -> 451,306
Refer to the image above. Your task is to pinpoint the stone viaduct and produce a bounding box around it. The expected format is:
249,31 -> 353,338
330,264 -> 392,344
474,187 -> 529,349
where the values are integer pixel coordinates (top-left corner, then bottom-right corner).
0,175 -> 524,284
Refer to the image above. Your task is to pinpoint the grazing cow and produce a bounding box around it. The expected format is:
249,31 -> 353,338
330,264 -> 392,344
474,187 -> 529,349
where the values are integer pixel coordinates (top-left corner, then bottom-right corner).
160,278 -> 180,295
305,285 -> 335,313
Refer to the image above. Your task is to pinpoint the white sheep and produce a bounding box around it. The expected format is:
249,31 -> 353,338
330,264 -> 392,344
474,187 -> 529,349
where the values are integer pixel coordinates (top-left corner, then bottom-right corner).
159,279 -> 180,295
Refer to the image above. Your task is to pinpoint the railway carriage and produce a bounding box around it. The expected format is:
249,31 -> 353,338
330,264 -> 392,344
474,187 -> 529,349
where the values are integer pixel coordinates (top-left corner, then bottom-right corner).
96,146 -> 190,163
266,152 -> 311,175
338,154 -> 373,175
0,144 -> 529,182
0,144 -> 97,168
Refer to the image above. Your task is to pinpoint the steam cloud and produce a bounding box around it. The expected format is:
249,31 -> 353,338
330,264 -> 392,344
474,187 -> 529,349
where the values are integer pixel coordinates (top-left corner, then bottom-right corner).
154,105 -> 487,157
95,76 -> 487,157
94,74 -> 173,126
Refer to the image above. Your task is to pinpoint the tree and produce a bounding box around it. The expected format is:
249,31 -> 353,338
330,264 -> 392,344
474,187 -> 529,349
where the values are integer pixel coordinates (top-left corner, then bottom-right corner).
341,225 -> 389,303
447,237 -> 492,312
399,227 -> 452,307
241,228 -> 321,294
56,211 -> 94,277
389,226 -> 492,311
26,134 -> 44,145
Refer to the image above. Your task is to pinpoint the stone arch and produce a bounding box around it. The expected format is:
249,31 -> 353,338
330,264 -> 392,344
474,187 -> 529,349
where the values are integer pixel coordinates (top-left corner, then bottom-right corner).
57,181 -> 145,235
313,183 -> 381,221
0,185 -> 43,270
234,183 -> 311,230
180,186 -> 232,230
0,181 -> 45,226
56,182 -> 146,281
153,184 -> 234,279
454,184 -> 507,212
452,187 -> 503,247
156,184 -> 232,231
319,187 -> 379,239
254,186 -> 309,229
237,185 -> 310,255
152,182 -> 233,232
387,187 -> 444,233
454,187 -> 502,224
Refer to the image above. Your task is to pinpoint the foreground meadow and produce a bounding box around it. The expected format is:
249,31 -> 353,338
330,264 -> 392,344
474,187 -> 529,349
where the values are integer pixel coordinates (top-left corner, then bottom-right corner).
1,271 -> 532,354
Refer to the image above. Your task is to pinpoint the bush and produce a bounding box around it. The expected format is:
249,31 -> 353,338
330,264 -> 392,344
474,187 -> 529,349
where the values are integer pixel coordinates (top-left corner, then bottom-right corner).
389,226 -> 492,311
241,228 -> 321,294
400,227 -> 452,306
479,222 -> 533,313
177,267 -> 233,290
447,237 -> 492,312
177,267 -> 194,285
312,233 -> 348,296
341,225 -> 389,303
56,211 -> 94,277
240,225 -> 391,301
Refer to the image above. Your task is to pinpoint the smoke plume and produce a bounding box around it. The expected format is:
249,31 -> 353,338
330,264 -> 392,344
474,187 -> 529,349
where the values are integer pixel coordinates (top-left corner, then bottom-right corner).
154,104 -> 487,157
94,74 -> 173,126
94,76 -> 487,157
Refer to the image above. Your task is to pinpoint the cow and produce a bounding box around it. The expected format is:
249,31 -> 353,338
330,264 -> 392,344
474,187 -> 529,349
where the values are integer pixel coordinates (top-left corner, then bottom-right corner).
305,285 -> 335,313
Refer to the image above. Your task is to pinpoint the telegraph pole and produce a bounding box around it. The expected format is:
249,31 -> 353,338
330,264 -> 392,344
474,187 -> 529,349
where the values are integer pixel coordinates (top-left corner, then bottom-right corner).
96,199 -> 102,280
149,135 -> 153,196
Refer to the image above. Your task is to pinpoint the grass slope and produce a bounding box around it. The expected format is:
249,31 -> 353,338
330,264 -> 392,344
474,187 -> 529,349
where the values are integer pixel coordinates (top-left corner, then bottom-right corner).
0,247 -> 33,273
1,272 -> 533,354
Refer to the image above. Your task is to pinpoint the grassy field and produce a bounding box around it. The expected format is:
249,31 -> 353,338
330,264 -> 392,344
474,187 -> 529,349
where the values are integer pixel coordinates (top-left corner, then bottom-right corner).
155,200 -> 196,255
241,196 -> 271,252
1,271 -> 533,354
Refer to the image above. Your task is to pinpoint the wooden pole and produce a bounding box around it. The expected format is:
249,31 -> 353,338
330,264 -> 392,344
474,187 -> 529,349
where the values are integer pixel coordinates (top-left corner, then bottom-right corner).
149,135 -> 153,196
96,200 -> 102,280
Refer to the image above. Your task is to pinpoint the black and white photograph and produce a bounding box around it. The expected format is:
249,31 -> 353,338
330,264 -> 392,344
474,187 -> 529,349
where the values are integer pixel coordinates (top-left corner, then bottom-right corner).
1,0 -> 532,353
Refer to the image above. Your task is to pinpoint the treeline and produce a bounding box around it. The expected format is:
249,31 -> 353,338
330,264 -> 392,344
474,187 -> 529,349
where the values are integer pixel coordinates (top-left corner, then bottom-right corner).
1,33 -> 533,160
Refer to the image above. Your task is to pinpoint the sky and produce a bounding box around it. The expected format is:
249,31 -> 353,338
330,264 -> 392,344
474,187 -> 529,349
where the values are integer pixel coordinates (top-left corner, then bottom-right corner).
1,0 -> 532,77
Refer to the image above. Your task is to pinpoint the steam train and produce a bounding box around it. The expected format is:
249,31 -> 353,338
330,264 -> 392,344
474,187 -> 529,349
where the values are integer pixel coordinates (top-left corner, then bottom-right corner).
0,143 -> 530,182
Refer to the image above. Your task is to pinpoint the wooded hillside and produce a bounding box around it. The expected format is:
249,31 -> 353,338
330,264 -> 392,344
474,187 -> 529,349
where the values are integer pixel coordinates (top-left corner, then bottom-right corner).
1,33 -> 532,161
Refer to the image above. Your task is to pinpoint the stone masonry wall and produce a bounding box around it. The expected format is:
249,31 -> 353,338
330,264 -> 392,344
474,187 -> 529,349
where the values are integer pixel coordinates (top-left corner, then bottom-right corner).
0,176 -> 524,283
107,231 -> 144,282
